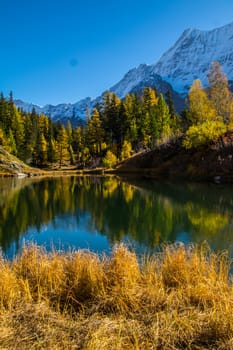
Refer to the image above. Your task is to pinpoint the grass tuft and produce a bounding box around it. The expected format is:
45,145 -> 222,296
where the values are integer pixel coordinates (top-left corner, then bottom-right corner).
0,243 -> 233,349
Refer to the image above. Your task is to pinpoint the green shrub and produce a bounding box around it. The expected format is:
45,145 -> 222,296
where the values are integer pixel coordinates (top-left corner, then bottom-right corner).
183,120 -> 226,149
102,150 -> 118,168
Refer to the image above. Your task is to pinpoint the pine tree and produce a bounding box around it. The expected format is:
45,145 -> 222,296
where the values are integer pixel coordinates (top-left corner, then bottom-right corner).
66,120 -> 73,145
0,93 -> 11,134
47,138 -> 57,164
123,93 -> 142,149
11,106 -> 24,157
0,128 -> 7,147
86,108 -> 104,155
154,94 -> 171,144
141,87 -> 159,148
56,125 -> 70,167
20,114 -> 36,162
165,90 -> 181,135
39,114 -> 49,139
7,129 -> 17,155
47,118 -> 56,163
72,126 -> 84,163
66,121 -> 75,164
38,132 -> 48,166
101,91 -> 121,147
33,131 -> 48,166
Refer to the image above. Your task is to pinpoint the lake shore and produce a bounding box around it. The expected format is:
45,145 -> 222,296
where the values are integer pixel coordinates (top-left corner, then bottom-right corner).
1,138 -> 233,183
0,243 -> 233,349
112,138 -> 233,184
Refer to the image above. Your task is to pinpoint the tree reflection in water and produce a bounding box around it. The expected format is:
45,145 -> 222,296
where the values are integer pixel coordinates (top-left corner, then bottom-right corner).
0,176 -> 232,257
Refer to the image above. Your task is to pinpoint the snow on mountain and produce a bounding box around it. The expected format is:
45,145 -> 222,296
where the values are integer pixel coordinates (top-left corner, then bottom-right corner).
14,99 -> 43,114
110,64 -> 151,98
154,22 -> 233,93
109,64 -> 167,98
15,22 -> 233,122
110,64 -> 185,110
110,22 -> 233,98
15,97 -> 94,125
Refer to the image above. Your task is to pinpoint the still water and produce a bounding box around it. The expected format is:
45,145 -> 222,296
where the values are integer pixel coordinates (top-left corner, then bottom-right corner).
0,176 -> 233,258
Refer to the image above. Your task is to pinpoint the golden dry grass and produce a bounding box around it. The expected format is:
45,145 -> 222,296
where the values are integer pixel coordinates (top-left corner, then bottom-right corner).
0,243 -> 233,349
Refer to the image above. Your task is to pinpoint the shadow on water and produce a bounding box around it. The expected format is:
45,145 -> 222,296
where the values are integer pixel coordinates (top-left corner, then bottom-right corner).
0,176 -> 232,258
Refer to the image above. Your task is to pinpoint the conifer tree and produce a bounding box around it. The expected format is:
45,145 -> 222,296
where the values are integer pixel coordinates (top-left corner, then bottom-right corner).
155,94 -> 171,140
0,128 -> 6,147
0,93 -> 11,134
140,87 -> 159,148
32,131 -> 48,166
122,93 -> 141,149
7,129 -> 17,155
65,121 -> 75,164
56,125 -> 70,167
165,90 -> 181,134
184,76 -> 226,149
47,138 -> 57,164
101,91 -> 121,147
208,62 -> 233,124
121,140 -> 132,160
39,114 -> 49,139
11,106 -> 24,157
142,87 -> 158,111
66,120 -> 73,145
86,108 -> 104,155
72,126 -> 84,163
47,118 -> 56,163
37,132 -> 48,166
188,79 -> 217,124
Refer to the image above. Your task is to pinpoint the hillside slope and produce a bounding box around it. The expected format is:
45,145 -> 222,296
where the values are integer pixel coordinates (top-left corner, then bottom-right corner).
115,134 -> 233,182
0,147 -> 38,176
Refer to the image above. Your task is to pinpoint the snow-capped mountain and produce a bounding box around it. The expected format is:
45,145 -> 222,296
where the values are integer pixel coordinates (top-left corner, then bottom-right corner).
15,97 -> 94,125
110,64 -> 184,110
110,64 -> 171,98
154,22 -> 233,94
109,22 -> 233,97
14,21 -> 233,123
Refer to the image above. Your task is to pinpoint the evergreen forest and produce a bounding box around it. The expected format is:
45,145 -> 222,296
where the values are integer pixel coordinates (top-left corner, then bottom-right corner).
0,62 -> 232,169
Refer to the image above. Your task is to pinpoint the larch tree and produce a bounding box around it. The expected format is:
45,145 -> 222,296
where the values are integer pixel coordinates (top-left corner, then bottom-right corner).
183,77 -> 226,149
188,79 -> 217,124
208,61 -> 233,124
0,128 -> 6,147
32,130 -> 47,166
72,126 -> 84,163
142,87 -> 158,112
120,140 -> 132,160
56,125 -> 70,167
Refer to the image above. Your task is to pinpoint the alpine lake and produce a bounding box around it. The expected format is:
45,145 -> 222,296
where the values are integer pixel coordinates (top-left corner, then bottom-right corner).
0,175 -> 233,259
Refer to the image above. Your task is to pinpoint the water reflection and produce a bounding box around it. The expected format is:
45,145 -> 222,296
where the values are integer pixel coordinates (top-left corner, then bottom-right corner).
0,176 -> 232,257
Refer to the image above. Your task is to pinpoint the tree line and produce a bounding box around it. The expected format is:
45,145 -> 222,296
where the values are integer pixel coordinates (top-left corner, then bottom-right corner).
0,61 -> 232,168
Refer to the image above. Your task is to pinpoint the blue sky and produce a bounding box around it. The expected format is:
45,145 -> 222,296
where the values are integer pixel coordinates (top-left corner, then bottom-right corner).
1,0 -> 233,106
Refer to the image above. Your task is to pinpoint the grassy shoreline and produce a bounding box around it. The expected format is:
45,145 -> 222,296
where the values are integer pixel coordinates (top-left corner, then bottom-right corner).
0,244 -> 233,349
